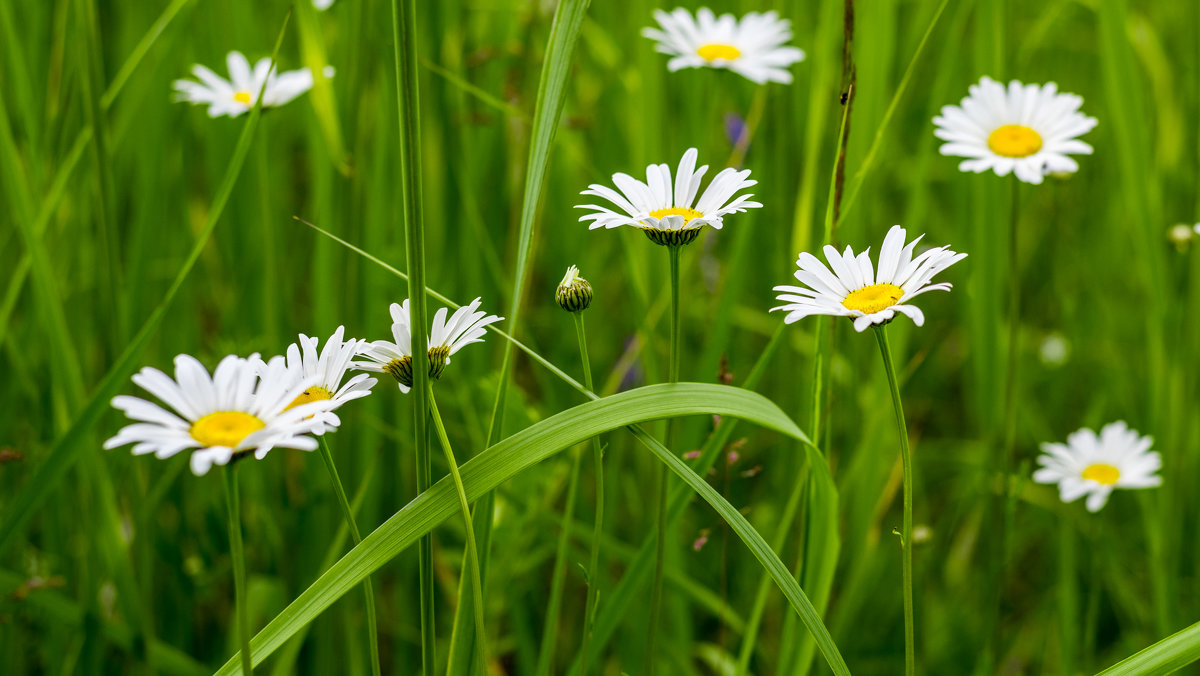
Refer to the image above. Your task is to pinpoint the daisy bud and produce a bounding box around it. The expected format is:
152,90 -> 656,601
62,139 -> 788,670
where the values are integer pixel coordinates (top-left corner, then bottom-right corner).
555,265 -> 593,313
1168,223 -> 1195,251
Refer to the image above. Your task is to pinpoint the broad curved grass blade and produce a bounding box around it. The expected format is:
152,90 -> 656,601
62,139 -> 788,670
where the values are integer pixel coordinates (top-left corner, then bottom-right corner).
213,384 -> 850,676
1096,620 -> 1200,676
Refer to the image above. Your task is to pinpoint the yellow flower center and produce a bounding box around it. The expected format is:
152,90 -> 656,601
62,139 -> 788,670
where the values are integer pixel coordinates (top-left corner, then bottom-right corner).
190,411 -> 266,448
987,124 -> 1043,158
697,43 -> 742,62
649,206 -> 703,221
285,386 -> 334,412
842,283 -> 904,314
1081,463 -> 1121,485
233,91 -> 252,105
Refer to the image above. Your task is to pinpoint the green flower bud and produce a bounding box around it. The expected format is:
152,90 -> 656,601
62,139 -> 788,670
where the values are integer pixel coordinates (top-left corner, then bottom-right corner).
555,265 -> 593,313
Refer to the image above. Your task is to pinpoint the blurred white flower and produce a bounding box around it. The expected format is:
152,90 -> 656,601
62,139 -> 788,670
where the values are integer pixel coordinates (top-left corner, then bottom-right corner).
173,51 -> 335,118
642,8 -> 805,84
1034,421 -> 1161,512
1038,333 -> 1070,367
772,225 -> 966,332
577,147 -> 760,246
314,0 -> 335,9
934,76 -> 1097,184
105,354 -> 336,475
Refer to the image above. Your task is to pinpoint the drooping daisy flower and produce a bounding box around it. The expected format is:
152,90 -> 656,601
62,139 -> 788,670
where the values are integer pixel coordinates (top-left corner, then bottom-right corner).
771,225 -> 967,332
642,8 -> 805,84
105,354 -> 337,476
354,298 -> 504,392
577,147 -> 761,247
172,51 -> 335,118
1033,421 -> 1162,512
263,326 -> 378,435
933,76 -> 1098,185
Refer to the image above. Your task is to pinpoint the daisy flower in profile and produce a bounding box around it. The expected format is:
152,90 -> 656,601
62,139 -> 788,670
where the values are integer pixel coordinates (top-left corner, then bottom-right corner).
772,225 -> 967,332
933,76 -> 1098,185
1034,421 -> 1162,512
105,354 -> 337,476
172,51 -> 335,118
354,298 -> 504,392
577,147 -> 761,247
264,326 -> 378,435
642,8 -> 805,84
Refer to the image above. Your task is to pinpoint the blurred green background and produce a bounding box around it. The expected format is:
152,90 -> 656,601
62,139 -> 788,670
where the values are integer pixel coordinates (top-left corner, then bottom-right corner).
2,0 -> 1199,673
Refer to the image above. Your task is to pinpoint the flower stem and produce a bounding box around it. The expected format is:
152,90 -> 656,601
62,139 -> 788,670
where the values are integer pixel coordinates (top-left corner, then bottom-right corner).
573,311 -> 605,676
223,464 -> 253,676
647,244 -> 682,674
427,386 -> 489,673
317,437 -> 381,676
1002,178 -> 1021,475
874,326 -> 915,676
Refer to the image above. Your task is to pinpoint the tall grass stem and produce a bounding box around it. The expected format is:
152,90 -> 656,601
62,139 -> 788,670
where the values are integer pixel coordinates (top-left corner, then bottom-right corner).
389,0 -> 433,671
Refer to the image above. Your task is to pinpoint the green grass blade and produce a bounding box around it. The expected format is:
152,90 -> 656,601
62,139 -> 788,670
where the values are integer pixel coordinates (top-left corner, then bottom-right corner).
0,10 -> 291,557
1096,620 -> 1200,676
389,2 -> 435,672
446,3 -> 588,663
835,0 -> 950,229
210,383 -> 848,676
99,0 -> 194,108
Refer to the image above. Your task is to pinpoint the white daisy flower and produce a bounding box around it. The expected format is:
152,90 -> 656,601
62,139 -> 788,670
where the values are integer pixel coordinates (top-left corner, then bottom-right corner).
771,225 -> 967,332
642,8 -> 805,84
933,76 -> 1098,185
264,326 -> 378,435
354,298 -> 504,393
314,0 -> 335,9
104,354 -> 337,476
576,147 -> 761,247
172,51 -> 335,118
1033,421 -> 1162,513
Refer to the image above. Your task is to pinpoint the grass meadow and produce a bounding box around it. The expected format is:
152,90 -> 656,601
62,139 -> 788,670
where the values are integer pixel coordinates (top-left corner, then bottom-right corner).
3,0 -> 1200,674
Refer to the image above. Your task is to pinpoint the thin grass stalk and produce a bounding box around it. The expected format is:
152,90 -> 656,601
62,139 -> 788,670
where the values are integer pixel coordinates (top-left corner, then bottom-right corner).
574,311 -> 605,676
224,465 -> 253,676
427,387 -> 489,673
646,244 -> 682,674
0,10 -> 290,560
836,0 -> 951,229
450,3 -> 589,669
389,0 -> 433,671
534,447 -> 582,676
316,438 -> 381,676
874,326 -> 915,676
777,78 -> 856,676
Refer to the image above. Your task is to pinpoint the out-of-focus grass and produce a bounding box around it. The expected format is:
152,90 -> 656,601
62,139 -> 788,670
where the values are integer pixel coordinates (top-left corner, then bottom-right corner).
2,0 -> 1199,674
